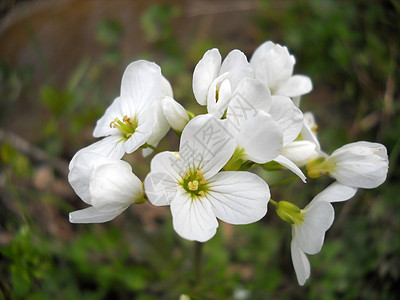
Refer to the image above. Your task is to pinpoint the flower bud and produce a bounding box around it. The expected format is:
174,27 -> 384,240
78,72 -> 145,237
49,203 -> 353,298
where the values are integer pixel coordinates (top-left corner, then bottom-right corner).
327,142 -> 388,189
162,96 -> 189,132
274,200 -> 304,225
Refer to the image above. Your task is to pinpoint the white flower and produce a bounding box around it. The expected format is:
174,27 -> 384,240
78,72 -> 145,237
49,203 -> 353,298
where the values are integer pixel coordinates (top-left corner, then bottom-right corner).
162,96 -> 190,132
68,152 -> 144,223
288,182 -> 357,285
250,41 -> 312,98
308,142 -> 389,189
77,60 -> 164,160
144,114 -> 270,242
226,77 -> 306,181
192,48 -> 253,117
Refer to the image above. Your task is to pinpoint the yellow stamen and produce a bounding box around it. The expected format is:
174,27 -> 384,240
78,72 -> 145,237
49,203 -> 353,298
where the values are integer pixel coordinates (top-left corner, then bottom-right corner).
188,180 -> 199,191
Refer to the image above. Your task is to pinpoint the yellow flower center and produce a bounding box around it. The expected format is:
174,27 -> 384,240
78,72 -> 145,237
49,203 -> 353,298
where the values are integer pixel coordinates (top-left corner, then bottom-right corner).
181,169 -> 208,198
110,115 -> 138,140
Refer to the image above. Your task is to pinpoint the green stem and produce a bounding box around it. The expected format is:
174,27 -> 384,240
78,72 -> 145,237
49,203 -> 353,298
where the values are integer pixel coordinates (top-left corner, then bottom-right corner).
194,241 -> 204,287
142,143 -> 161,153
269,199 -> 278,207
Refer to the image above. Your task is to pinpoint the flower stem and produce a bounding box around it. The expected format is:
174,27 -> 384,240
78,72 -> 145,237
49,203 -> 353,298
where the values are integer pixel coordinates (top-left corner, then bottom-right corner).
194,241 -> 204,286
142,143 -> 161,153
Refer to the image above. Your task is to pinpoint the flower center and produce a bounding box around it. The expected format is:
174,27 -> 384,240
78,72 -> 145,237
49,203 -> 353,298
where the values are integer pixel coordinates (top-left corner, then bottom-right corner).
181,169 -> 208,198
110,115 -> 138,140
306,157 -> 336,178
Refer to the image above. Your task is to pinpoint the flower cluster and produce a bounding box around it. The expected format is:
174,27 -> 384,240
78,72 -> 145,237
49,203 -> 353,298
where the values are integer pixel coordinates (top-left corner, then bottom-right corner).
68,41 -> 389,285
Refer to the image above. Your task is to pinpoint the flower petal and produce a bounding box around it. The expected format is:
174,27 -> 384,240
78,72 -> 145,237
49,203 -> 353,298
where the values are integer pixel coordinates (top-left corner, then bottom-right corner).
171,189 -> 218,242
274,74 -> 313,97
227,77 -> 272,128
207,74 -> 232,118
282,141 -> 319,167
236,112 -> 283,163
270,95 -> 303,146
144,152 -> 182,206
162,96 -> 189,132
160,75 -> 174,98
123,109 -> 155,154
290,239 -> 310,286
90,159 -> 143,211
301,112 -> 321,152
93,97 -> 122,138
219,49 -> 253,90
69,207 -> 124,224
179,114 -> 236,178
250,41 -> 295,91
294,201 -> 334,255
68,152 -> 112,204
142,99 -> 170,157
274,155 -> 307,183
120,60 -> 162,114
69,136 -> 125,169
207,171 -> 270,224
192,48 -> 222,105
312,182 -> 357,203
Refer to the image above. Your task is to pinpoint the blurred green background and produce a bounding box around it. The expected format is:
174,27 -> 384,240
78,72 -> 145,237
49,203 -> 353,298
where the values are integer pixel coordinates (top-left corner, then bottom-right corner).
0,0 -> 399,299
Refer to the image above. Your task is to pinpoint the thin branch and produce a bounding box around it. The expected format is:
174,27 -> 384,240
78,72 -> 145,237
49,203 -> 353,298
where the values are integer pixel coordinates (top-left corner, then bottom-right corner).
0,128 -> 69,178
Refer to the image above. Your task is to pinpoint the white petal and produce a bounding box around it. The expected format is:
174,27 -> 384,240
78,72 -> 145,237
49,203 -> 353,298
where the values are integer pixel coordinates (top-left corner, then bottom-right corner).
269,95 -> 303,146
250,41 -> 275,67
160,75 -> 174,98
90,160 -> 143,210
69,136 -> 126,169
143,99 -> 170,156
282,141 -> 319,167
236,112 -> 283,163
207,171 -> 270,224
274,155 -> 307,183
290,239 -> 310,286
120,60 -> 162,114
329,142 -> 389,188
312,182 -> 357,203
179,115 -> 236,178
250,41 -> 295,91
219,49 -> 253,90
207,74 -> 232,118
171,189 -> 218,242
93,97 -> 123,138
162,96 -> 189,132
227,77 -> 272,128
193,48 -> 222,105
274,75 -> 313,97
69,207 -> 124,223
301,112 -> 321,152
294,201 -> 334,255
68,152 -> 112,204
144,152 -> 182,206
123,109 -> 155,154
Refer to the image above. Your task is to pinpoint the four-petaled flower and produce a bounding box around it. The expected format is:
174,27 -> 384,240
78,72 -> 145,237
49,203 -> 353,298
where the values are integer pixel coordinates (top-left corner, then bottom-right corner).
71,60 -> 168,162
144,114 -> 271,242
